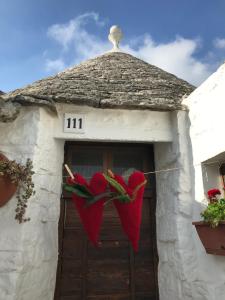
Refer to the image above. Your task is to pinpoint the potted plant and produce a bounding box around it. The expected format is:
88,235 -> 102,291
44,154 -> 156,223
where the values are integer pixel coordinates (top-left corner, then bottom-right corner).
0,153 -> 35,223
0,154 -> 17,207
193,188 -> 225,256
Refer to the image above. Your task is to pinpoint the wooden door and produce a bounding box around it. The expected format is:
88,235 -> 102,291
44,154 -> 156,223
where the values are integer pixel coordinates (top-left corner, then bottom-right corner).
54,143 -> 158,300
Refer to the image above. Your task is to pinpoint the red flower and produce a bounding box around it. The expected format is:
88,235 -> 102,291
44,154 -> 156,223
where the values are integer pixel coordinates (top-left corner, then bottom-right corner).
207,189 -> 221,199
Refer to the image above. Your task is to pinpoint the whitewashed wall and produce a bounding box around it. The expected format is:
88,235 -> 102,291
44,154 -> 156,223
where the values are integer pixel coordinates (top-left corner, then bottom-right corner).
2,95 -> 223,300
183,62 -> 225,300
155,111 -> 199,300
0,108 -> 39,300
0,107 -> 64,300
1,95 -> 222,300
0,105 -> 174,299
54,104 -> 173,142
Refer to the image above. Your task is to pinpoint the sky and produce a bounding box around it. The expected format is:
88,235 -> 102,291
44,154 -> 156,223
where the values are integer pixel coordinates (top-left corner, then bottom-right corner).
1,0 -> 225,92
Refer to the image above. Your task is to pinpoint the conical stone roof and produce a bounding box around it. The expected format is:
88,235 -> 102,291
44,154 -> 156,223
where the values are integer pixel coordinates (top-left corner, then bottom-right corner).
4,52 -> 194,112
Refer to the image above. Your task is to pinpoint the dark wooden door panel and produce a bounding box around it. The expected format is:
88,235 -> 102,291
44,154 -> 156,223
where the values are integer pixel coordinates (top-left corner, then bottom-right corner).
54,143 -> 158,300
87,266 -> 130,294
62,230 -> 84,258
88,241 -> 129,260
60,296 -> 82,300
87,295 -> 131,300
135,295 -> 158,300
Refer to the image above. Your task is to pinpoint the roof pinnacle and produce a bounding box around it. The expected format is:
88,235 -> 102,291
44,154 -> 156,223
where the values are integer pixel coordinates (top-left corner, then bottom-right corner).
108,25 -> 123,52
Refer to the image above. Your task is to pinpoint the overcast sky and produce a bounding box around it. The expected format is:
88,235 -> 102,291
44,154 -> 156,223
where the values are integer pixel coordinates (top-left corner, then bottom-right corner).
1,0 -> 225,92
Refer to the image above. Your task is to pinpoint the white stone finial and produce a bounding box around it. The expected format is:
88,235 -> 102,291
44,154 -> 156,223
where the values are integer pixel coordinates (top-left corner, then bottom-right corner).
108,25 -> 123,52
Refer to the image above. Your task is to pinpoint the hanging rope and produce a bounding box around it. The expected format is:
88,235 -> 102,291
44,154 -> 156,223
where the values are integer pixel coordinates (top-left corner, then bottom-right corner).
1,150 -> 224,178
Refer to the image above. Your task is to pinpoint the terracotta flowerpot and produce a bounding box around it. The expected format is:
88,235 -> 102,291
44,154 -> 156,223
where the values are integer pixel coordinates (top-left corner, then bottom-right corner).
193,221 -> 225,256
0,154 -> 17,207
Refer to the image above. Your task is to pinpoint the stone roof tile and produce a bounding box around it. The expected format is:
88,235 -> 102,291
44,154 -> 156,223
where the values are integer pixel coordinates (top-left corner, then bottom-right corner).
4,52 -> 195,114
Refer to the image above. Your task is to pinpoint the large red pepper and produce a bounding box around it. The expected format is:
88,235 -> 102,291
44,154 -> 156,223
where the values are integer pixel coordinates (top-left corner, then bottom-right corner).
111,171 -> 146,252
68,173 -> 107,246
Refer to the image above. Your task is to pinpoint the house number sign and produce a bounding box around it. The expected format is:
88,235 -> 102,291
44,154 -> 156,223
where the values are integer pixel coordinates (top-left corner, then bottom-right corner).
63,114 -> 85,133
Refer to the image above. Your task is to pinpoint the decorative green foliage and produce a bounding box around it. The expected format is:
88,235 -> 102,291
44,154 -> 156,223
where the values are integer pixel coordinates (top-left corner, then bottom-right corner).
86,192 -> 115,206
103,174 -> 127,195
201,199 -> 225,228
64,184 -> 92,199
0,157 -> 35,223
103,174 -> 131,203
64,183 -> 115,206
64,172 -> 146,205
64,175 -> 132,205
110,194 -> 131,203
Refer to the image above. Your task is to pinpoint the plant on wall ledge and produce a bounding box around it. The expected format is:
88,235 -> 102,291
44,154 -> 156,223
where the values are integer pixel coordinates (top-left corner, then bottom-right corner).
0,153 -> 35,223
201,189 -> 225,227
193,188 -> 225,256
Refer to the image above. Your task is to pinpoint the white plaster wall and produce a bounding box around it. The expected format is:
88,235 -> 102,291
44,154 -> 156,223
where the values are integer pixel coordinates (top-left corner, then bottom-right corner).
1,102 -> 205,300
155,111 -> 200,300
183,62 -> 225,300
0,107 -> 39,300
0,104 -> 174,300
55,104 -> 173,142
0,107 -> 64,300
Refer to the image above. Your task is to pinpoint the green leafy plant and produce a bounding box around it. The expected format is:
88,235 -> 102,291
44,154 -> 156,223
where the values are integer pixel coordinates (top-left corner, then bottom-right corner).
0,157 -> 35,223
201,188 -> 225,228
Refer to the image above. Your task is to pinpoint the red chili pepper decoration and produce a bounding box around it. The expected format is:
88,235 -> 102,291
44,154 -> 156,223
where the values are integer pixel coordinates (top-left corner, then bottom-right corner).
111,171 -> 146,252
68,173 -> 108,246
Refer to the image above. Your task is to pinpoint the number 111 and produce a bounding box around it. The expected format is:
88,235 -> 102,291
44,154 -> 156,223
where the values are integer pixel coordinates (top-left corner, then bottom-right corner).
67,118 -> 83,129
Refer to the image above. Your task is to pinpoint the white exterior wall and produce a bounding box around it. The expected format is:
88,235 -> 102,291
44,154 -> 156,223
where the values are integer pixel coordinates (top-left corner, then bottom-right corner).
1,93 -> 223,300
0,107 -> 64,300
0,108 -> 40,300
155,111 -> 199,300
183,62 -> 225,300
0,104 -> 174,299
55,104 -> 173,142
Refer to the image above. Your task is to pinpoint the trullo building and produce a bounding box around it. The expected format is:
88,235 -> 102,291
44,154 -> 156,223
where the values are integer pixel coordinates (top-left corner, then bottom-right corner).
0,26 -> 225,300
